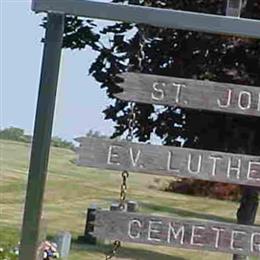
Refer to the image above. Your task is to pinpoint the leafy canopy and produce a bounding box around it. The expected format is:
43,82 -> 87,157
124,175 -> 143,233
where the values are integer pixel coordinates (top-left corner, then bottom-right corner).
62,0 -> 260,154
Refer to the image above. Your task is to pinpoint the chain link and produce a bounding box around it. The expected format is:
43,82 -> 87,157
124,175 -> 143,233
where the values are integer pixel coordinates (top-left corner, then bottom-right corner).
104,172 -> 128,259
125,27 -> 144,142
126,102 -> 136,142
138,27 -> 145,71
119,171 -> 129,210
105,20 -> 145,260
105,240 -> 121,260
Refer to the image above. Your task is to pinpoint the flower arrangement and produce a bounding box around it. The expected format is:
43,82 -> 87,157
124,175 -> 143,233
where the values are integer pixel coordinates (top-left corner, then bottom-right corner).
40,241 -> 59,260
0,241 -> 59,260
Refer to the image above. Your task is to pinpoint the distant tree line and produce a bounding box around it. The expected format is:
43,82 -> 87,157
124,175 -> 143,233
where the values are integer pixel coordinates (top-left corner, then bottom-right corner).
0,127 -> 74,150
0,127 -> 31,143
85,129 -> 108,139
51,136 -> 75,150
0,127 -> 111,150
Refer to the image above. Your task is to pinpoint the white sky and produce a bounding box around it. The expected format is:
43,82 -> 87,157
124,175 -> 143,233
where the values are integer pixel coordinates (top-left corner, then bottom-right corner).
1,0 -> 114,141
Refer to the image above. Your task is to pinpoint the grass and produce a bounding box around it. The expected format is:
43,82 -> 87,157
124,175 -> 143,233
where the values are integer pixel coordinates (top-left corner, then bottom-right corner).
0,139 -> 259,260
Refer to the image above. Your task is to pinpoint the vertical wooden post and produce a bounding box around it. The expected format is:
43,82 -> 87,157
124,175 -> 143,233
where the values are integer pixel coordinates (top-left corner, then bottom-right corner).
19,12 -> 64,260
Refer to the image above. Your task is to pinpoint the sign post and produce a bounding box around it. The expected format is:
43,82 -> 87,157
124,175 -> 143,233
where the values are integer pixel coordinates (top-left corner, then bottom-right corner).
19,12 -> 64,260
27,0 -> 260,259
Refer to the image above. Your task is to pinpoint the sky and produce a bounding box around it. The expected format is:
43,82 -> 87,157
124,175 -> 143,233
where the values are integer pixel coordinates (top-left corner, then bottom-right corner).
1,0 -> 114,141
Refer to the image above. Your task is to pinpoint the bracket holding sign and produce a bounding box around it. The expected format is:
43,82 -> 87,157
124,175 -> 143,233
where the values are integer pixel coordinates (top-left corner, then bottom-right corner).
226,0 -> 243,17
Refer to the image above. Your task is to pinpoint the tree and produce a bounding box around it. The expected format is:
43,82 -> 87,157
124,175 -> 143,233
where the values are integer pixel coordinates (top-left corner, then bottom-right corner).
0,127 -> 25,141
85,130 -> 107,138
62,0 -> 260,258
51,136 -> 74,150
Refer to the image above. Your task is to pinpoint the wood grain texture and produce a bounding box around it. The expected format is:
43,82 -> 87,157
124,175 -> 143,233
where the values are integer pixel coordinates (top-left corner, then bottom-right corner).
32,0 -> 260,38
115,73 -> 260,117
75,137 -> 260,187
94,210 -> 260,256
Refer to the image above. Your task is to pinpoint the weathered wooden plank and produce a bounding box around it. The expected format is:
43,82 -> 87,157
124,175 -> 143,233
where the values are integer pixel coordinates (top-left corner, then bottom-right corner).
93,210 -> 260,257
75,137 -> 260,187
32,0 -> 260,39
115,73 -> 260,117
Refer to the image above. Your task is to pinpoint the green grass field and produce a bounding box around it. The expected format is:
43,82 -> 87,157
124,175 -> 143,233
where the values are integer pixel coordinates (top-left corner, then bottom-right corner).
1,139 -> 259,260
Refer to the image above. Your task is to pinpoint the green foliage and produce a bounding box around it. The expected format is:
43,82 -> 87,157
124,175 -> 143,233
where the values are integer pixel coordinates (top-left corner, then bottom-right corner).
51,136 -> 74,150
0,248 -> 17,260
0,127 -> 74,150
62,0 -> 260,155
0,127 -> 25,142
85,130 -> 108,139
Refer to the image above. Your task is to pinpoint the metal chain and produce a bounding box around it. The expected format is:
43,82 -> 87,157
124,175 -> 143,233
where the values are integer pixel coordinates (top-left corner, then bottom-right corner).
125,25 -> 145,142
119,170 -> 129,210
138,27 -> 145,72
104,172 -> 128,260
105,102 -> 133,259
105,240 -> 121,260
104,17 -> 145,260
104,102 -> 132,260
126,102 -> 136,142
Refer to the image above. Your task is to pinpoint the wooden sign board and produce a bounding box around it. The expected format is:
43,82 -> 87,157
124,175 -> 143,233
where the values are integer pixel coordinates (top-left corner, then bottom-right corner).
93,210 -> 260,257
32,0 -> 260,39
115,73 -> 260,117
76,137 -> 260,187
